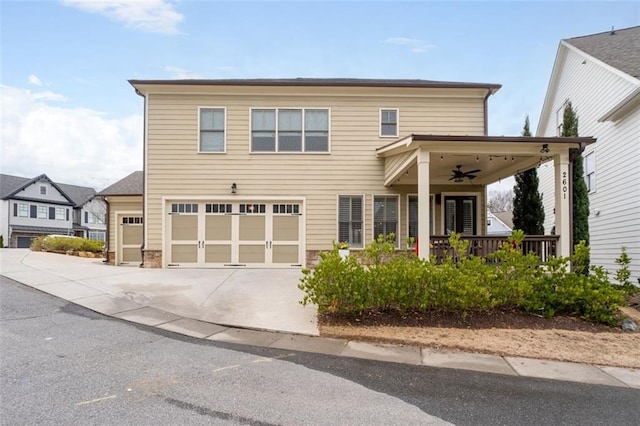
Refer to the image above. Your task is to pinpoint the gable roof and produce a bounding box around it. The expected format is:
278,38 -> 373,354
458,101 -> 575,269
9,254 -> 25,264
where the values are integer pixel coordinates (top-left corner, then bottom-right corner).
0,173 -> 95,206
565,26 -> 640,79
97,171 -> 143,196
491,211 -> 514,230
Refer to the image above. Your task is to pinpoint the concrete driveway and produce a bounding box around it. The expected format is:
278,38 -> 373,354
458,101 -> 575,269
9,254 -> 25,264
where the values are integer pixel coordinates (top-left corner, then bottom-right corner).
0,249 -> 318,335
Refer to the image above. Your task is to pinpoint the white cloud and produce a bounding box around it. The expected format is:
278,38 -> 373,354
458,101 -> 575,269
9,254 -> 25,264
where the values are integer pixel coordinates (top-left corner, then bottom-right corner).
28,75 -> 43,86
385,37 -> 436,53
61,0 -> 184,35
164,66 -> 203,79
1,85 -> 143,190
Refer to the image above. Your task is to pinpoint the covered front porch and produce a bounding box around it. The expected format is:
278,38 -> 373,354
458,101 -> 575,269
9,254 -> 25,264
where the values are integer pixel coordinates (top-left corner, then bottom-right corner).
377,134 -> 595,260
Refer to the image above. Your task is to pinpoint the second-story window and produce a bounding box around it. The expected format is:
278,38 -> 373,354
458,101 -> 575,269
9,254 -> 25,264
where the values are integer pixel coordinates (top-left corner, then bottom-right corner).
199,107 -> 225,152
251,108 -> 329,153
18,203 -> 28,217
380,109 -> 398,137
38,206 -> 47,219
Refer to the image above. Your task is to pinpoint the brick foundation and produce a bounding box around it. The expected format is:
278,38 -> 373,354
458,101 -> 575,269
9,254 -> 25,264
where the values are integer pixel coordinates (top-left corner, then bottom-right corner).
142,249 -> 163,268
105,251 -> 116,265
305,250 -> 322,268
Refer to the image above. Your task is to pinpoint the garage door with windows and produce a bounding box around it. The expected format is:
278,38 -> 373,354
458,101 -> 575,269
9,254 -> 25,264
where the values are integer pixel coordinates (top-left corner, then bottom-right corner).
167,200 -> 303,268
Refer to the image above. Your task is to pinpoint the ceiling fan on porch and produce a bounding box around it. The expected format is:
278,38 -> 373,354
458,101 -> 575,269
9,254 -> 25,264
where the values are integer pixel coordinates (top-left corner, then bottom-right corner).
450,165 -> 481,182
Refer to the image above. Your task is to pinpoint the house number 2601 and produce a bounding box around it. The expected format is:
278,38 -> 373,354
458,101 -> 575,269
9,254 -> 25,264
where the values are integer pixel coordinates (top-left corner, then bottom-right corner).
562,171 -> 568,199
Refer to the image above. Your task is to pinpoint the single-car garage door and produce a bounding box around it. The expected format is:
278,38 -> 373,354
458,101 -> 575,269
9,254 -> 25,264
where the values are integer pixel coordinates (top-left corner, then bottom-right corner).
167,201 -> 303,268
119,215 -> 143,265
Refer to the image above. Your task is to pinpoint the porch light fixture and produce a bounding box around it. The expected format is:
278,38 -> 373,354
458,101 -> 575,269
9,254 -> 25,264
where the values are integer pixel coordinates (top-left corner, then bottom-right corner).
540,144 -> 550,153
230,183 -> 237,194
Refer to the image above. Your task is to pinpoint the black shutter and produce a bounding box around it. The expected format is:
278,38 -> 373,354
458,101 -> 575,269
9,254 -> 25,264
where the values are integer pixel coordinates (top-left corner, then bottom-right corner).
30,205 -> 37,218
66,209 -> 69,221
85,212 -> 88,223
13,203 -> 17,217
49,207 -> 55,219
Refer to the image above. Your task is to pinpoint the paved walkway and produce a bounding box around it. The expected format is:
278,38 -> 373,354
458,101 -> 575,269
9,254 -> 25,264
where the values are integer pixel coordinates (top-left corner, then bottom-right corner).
1,249 -> 639,389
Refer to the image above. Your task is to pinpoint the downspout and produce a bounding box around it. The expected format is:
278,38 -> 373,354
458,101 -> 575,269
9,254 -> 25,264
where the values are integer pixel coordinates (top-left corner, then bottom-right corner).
134,87 -> 147,268
102,196 -> 110,263
483,89 -> 491,135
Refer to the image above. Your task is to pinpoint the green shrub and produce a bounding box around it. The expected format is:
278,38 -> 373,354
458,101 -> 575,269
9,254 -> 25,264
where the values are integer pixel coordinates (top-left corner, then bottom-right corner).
299,232 -> 627,326
30,235 -> 104,253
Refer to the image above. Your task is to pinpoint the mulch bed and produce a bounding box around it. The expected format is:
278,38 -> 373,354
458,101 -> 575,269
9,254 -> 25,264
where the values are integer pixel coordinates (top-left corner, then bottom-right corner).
319,308 -> 620,333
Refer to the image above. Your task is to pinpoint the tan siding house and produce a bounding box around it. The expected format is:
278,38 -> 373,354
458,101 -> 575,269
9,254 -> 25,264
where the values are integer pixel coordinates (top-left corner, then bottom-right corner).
122,78 -> 592,268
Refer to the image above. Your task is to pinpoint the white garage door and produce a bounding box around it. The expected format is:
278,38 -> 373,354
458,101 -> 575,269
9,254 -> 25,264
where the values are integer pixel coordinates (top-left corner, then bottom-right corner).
119,215 -> 143,265
167,201 -> 303,268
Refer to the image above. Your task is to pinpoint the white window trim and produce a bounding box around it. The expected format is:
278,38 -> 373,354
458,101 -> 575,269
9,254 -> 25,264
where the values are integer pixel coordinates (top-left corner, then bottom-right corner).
56,207 -> 66,221
249,107 -> 331,154
584,151 -> 596,194
18,203 -> 29,217
39,185 -> 47,195
37,205 -> 48,219
198,106 -> 227,154
555,99 -> 569,136
379,108 -> 399,138
372,194 -> 400,248
336,194 -> 365,249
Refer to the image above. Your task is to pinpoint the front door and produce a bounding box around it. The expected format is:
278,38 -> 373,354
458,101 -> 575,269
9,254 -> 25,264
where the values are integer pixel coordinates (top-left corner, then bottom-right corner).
444,196 -> 476,235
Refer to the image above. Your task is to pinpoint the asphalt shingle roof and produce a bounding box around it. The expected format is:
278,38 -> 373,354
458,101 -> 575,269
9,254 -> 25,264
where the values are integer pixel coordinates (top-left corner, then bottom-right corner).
566,26 -> 640,79
0,174 -> 30,199
57,183 -> 96,206
0,173 -> 96,207
97,171 -> 143,196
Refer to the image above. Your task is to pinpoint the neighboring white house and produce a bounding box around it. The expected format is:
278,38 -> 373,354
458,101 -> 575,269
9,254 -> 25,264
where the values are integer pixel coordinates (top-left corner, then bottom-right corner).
537,26 -> 640,282
487,210 -> 513,236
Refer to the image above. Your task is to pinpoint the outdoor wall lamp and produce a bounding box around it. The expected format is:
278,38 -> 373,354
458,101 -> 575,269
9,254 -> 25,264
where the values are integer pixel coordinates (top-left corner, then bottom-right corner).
230,183 -> 237,194
540,144 -> 550,153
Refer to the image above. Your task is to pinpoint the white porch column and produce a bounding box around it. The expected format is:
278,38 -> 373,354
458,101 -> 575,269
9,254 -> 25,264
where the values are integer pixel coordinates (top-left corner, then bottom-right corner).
554,152 -> 571,259
417,148 -> 430,260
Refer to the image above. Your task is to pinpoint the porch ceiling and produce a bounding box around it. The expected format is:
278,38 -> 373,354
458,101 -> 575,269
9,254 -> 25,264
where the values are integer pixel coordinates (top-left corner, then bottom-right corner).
379,134 -> 596,187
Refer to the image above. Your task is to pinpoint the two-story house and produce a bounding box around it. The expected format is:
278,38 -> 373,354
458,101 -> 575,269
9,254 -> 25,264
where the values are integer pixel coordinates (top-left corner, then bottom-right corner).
110,78 -> 593,268
0,173 -> 106,247
537,26 -> 640,282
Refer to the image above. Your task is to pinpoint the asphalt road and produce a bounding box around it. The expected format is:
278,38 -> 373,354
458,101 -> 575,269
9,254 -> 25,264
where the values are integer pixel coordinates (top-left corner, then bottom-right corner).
1,276 -> 638,425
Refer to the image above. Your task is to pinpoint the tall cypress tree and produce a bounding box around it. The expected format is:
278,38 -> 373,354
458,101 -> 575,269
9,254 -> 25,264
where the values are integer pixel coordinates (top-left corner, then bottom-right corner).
513,116 -> 545,234
562,102 -> 590,268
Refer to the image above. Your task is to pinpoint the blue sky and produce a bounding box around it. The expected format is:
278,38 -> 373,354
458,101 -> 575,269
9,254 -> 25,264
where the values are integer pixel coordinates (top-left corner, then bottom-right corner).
2,0 -> 639,190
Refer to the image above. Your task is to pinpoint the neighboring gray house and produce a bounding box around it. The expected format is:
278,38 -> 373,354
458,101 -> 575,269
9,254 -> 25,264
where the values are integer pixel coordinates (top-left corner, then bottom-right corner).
0,174 -> 106,248
487,210 -> 513,236
537,26 -> 640,281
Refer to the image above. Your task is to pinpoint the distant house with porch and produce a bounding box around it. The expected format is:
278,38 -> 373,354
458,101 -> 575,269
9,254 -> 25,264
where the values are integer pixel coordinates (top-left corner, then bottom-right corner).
102,78 -> 594,268
537,26 -> 640,281
0,173 -> 106,248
